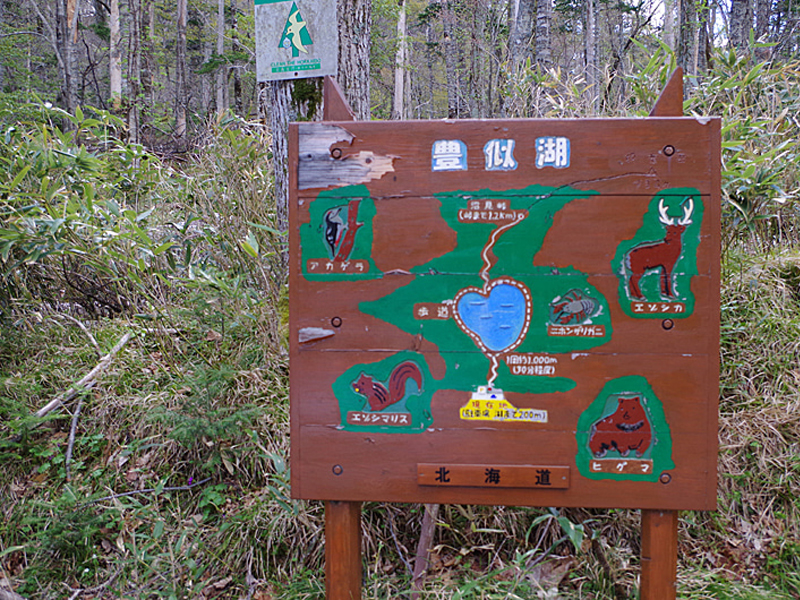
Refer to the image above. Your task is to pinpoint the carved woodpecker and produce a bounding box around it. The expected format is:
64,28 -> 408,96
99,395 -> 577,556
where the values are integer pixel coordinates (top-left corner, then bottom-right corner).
323,207 -> 344,257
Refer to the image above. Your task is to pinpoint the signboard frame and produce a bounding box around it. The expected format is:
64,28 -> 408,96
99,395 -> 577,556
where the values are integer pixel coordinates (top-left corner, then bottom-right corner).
288,72 -> 719,599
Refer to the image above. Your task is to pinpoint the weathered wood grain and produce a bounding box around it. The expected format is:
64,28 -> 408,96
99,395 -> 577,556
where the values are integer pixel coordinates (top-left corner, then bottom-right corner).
295,426 -> 712,508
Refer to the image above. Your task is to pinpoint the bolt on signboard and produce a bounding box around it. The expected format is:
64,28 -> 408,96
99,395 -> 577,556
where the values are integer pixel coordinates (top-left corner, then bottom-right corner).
254,0 -> 337,81
289,72 -> 720,599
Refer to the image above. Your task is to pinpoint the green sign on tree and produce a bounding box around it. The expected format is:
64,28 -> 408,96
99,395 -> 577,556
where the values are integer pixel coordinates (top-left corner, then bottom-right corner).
254,0 -> 337,81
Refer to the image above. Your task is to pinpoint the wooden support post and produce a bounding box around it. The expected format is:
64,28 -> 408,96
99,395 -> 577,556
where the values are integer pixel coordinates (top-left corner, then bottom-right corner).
325,500 -> 362,600
640,509 -> 678,600
642,73 -> 683,600
321,75 -> 359,600
323,76 -> 356,121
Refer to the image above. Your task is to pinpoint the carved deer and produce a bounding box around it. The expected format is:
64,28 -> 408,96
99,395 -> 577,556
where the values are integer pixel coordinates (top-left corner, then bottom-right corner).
625,197 -> 694,300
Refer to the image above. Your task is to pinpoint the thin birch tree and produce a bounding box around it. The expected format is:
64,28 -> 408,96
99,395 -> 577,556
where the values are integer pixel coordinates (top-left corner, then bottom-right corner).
176,0 -> 188,138
392,0 -> 408,119
109,0 -> 121,110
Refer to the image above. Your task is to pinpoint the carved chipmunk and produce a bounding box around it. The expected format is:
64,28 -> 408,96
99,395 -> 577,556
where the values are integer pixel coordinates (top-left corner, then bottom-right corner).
352,361 -> 423,412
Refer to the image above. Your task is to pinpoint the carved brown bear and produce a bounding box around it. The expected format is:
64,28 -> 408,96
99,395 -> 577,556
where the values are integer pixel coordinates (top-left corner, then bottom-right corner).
588,396 -> 652,458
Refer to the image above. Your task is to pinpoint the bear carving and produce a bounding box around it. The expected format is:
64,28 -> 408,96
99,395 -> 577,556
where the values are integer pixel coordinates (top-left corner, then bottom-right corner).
588,396 -> 652,458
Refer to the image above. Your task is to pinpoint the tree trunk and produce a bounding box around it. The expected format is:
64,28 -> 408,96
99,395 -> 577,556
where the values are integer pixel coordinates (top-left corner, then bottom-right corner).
202,27 -> 212,114
664,0 -> 676,50
729,0 -> 750,50
137,0 -> 154,139
338,0 -> 372,119
231,0 -> 242,114
110,0 -> 122,110
585,0 -> 597,110
141,0 -> 154,104
535,0 -> 551,67
175,0 -> 188,138
392,0 -> 407,119
755,0 -> 770,40
263,78 -> 322,272
425,0 -> 435,118
127,0 -> 142,142
217,0 -> 226,114
266,81 -> 294,236
68,0 -> 80,104
55,0 -> 79,112
510,0 -> 535,72
443,1 -> 460,118
696,2 -> 709,72
678,0 -> 694,79
678,0 -> 708,86
474,0 -> 488,117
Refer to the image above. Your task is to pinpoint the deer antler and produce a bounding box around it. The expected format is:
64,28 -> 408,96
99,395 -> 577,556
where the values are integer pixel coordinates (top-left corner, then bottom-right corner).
679,197 -> 694,225
658,198 -> 674,226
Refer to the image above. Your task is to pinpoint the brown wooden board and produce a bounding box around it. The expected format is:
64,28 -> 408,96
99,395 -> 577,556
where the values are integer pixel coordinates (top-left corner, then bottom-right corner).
289,117 -> 720,510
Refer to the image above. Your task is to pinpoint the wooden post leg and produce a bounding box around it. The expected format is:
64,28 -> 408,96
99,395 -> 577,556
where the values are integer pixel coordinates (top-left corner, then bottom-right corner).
640,509 -> 678,600
325,501 -> 362,600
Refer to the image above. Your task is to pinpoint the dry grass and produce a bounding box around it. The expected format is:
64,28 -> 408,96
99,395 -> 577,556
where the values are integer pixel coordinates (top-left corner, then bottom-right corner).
2,83 -> 800,597
4,234 -> 800,599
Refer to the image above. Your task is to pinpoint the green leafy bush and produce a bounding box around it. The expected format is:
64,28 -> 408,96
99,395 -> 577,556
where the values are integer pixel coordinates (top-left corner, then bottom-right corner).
0,103 -> 174,313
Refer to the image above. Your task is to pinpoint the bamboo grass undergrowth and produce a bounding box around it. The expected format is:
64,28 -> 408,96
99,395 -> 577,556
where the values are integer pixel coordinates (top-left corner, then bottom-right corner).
2,54 -> 800,599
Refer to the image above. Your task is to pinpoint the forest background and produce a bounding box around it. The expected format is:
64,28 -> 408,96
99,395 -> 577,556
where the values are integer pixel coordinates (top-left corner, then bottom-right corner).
1,0 -> 800,597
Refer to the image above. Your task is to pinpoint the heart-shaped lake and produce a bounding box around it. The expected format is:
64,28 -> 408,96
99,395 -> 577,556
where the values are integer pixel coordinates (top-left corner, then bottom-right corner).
454,279 -> 531,353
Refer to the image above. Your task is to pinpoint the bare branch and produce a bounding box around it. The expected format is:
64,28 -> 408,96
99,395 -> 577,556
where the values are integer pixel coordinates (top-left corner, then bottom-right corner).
56,314 -> 101,357
62,568 -> 121,599
64,391 -> 85,481
0,31 -> 49,40
411,503 -> 440,598
82,477 -> 213,507
25,0 -> 63,72
35,332 -> 132,419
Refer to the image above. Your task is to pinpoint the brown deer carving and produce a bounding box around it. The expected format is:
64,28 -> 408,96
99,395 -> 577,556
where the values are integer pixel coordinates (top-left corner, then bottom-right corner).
626,197 -> 693,300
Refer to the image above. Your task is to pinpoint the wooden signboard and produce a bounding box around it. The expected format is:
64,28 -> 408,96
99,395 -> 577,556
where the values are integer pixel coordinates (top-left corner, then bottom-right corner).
289,73 -> 719,599
290,116 -> 719,508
